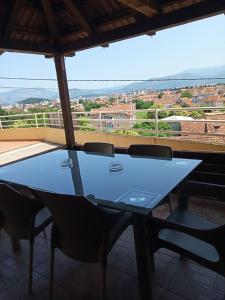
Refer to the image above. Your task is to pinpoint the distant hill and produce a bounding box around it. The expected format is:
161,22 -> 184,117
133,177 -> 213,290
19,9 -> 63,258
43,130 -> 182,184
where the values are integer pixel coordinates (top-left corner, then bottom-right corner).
0,88 -> 57,104
121,65 -> 225,91
19,97 -> 49,104
0,65 -> 224,104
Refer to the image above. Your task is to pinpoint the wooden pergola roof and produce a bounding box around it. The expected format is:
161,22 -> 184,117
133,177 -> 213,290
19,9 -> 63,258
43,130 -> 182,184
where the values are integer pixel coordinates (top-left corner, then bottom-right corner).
0,0 -> 224,148
0,0 -> 225,56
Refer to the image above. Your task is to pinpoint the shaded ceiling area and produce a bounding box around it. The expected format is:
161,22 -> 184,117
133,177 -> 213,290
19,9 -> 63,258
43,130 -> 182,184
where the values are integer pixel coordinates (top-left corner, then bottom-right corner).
0,0 -> 225,56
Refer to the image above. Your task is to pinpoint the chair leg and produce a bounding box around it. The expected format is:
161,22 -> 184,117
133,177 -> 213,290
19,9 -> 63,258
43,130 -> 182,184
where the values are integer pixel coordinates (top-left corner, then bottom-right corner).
101,257 -> 107,300
43,229 -> 47,239
148,212 -> 155,272
149,252 -> 155,272
28,239 -> 34,294
168,200 -> 172,213
11,238 -> 21,251
49,247 -> 55,300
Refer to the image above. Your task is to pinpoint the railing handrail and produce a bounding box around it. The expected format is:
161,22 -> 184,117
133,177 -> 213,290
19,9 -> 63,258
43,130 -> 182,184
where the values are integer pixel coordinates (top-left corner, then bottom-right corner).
0,107 -> 225,144
1,106 -> 225,119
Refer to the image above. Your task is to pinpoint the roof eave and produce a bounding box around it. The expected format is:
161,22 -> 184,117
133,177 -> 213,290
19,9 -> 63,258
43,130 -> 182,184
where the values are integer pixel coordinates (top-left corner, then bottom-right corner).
61,0 -> 225,55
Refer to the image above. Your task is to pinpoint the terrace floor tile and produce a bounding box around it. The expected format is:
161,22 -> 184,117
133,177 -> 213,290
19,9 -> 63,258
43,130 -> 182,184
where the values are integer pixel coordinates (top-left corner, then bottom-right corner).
0,199 -> 225,300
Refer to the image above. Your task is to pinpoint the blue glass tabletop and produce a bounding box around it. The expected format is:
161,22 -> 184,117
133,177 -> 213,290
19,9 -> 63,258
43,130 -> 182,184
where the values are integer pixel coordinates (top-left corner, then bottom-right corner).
0,150 -> 201,215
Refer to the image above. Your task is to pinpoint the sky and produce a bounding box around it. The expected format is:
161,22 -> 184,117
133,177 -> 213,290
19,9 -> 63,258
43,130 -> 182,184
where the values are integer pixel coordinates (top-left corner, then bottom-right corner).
0,14 -> 224,91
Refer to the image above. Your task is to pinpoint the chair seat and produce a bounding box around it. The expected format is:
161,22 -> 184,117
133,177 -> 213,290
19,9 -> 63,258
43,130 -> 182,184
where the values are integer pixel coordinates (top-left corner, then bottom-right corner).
167,208 -> 218,230
159,208 -> 219,262
159,229 -> 219,262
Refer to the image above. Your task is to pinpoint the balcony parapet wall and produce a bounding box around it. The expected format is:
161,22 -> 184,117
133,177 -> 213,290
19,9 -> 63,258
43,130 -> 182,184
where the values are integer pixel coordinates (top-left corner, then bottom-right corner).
1,128 -> 225,152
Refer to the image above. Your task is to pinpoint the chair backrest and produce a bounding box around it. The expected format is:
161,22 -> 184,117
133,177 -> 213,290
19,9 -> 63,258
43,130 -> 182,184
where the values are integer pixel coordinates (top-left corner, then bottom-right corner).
178,181 -> 225,209
177,181 -> 225,274
178,180 -> 225,240
82,142 -> 114,155
0,183 -> 44,239
128,144 -> 173,159
30,189 -> 117,262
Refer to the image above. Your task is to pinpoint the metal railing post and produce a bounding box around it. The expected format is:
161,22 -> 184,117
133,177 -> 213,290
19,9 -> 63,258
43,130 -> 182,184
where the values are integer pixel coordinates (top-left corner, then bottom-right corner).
35,113 -> 38,128
72,112 -> 75,130
43,113 -> 46,127
99,112 -> 103,132
57,111 -> 61,128
155,109 -> 159,137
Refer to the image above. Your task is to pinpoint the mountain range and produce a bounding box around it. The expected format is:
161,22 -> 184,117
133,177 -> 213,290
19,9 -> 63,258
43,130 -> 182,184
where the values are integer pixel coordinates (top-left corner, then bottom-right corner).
0,65 -> 225,104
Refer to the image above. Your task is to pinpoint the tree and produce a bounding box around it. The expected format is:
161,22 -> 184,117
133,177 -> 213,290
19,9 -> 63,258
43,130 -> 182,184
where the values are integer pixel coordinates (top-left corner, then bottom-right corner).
113,129 -> 139,136
134,121 -> 171,137
28,107 -> 58,113
0,106 -> 7,116
189,110 -> 204,119
12,120 -> 29,128
158,92 -> 164,99
83,101 -> 102,112
134,100 -> 154,109
181,91 -> 192,98
136,111 -> 149,120
76,116 -> 95,131
109,97 -> 116,105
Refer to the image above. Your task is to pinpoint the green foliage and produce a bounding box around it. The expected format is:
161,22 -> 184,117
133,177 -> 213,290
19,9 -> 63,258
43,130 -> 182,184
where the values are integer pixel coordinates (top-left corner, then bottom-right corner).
134,121 -> 171,137
136,111 -> 149,120
76,116 -> 95,131
113,129 -> 139,136
78,99 -> 102,111
168,106 -> 190,117
12,120 -> 30,128
134,100 -> 154,109
181,91 -> 193,98
109,97 -> 116,105
28,107 -> 58,113
158,92 -> 164,99
158,110 -> 170,119
189,110 -> 204,119
173,110 -> 189,117
19,98 -> 48,104
0,106 -> 7,116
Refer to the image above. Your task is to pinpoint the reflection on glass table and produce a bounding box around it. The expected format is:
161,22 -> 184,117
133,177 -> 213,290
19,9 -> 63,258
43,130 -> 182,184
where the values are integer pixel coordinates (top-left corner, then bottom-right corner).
115,189 -> 161,209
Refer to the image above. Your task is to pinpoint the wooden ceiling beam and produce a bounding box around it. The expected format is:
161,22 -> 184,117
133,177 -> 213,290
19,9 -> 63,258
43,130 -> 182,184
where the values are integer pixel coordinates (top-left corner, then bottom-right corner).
41,0 -> 59,44
63,0 -> 93,35
117,0 -> 159,17
161,0 -> 203,13
4,0 -> 24,37
0,39 -> 56,55
62,0 -> 225,54
95,10 -> 134,26
12,26 -> 48,39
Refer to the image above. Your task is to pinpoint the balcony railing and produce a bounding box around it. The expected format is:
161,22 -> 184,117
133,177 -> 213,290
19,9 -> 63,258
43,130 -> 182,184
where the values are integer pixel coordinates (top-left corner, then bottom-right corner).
0,106 -> 225,144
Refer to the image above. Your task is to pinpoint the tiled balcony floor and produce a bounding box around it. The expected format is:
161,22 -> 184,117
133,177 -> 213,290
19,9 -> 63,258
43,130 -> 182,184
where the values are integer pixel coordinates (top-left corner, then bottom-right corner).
0,141 -> 40,154
0,197 -> 225,300
0,142 -> 59,166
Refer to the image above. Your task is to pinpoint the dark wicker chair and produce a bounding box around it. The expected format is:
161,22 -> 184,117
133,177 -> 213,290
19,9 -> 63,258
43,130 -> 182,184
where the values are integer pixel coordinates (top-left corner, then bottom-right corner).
30,189 -> 131,300
128,144 -> 173,212
0,210 -> 2,239
0,183 -> 52,294
128,144 -> 173,159
82,142 -> 114,155
148,181 -> 225,277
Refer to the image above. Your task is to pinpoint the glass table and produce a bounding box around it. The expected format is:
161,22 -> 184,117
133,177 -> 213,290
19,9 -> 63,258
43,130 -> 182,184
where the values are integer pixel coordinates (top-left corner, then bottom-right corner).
0,149 -> 201,300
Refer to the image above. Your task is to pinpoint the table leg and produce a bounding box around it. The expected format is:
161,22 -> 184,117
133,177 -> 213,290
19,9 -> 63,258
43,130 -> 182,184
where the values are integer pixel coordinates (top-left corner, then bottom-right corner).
132,213 -> 153,300
11,238 -> 21,251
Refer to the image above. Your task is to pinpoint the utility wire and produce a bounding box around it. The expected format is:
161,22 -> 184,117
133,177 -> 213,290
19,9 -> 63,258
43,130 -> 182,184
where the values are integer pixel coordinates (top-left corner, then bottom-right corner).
0,76 -> 225,82
0,86 -> 58,90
